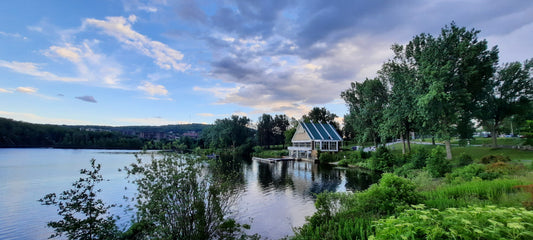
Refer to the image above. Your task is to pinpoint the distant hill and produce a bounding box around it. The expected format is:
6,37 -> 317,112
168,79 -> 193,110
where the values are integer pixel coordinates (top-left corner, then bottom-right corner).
0,117 -> 209,149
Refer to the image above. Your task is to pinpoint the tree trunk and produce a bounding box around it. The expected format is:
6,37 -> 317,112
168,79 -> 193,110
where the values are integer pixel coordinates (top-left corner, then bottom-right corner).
444,139 -> 452,160
432,137 -> 435,145
406,132 -> 411,153
400,134 -> 406,155
491,123 -> 498,148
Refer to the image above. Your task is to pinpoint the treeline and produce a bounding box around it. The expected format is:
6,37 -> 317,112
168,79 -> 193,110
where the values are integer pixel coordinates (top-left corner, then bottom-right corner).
341,22 -> 532,159
0,118 -> 145,149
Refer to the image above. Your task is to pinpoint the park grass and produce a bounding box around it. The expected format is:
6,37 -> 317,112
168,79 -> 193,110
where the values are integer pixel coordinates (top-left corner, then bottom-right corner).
450,137 -> 526,146
388,143 -> 533,162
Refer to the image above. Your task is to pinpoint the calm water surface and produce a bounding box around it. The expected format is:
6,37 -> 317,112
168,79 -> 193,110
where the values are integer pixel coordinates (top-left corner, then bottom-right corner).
0,148 -> 378,240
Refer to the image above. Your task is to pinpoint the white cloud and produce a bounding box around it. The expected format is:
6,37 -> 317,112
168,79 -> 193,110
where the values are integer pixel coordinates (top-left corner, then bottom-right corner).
197,113 -> 214,117
83,15 -> 189,71
0,60 -> 86,82
0,88 -> 13,93
44,41 -> 125,88
137,81 -> 168,96
16,87 -> 37,93
0,31 -> 27,40
0,111 -> 93,125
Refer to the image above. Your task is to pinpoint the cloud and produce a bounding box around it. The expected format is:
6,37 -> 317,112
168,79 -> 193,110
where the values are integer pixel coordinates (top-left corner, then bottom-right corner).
137,81 -> 168,96
0,31 -> 27,40
44,41 -> 125,88
0,111 -> 93,125
75,95 -> 97,103
0,60 -> 86,82
197,113 -> 214,117
16,87 -> 37,93
0,88 -> 13,93
83,15 -> 189,71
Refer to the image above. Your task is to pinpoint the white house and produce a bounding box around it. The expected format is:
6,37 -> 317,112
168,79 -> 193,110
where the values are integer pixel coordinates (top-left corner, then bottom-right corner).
288,121 -> 343,160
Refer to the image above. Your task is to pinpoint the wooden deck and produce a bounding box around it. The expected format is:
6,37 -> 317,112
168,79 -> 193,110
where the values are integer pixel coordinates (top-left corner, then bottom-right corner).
252,157 -> 295,163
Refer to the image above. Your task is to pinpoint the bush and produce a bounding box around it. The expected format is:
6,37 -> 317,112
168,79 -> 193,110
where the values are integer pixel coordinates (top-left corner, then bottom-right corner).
445,164 -> 500,184
319,152 -> 338,163
410,147 -> 429,169
370,147 -> 396,172
479,154 -> 511,164
426,147 -> 451,178
457,152 -> 473,167
371,205 -> 533,240
295,174 -> 422,239
394,162 -> 416,178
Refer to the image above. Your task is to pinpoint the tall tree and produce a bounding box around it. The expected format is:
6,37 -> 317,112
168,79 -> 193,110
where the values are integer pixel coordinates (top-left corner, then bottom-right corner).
202,115 -> 254,149
257,114 -> 274,148
273,114 -> 290,147
407,22 -> 499,159
479,59 -> 533,147
379,44 -> 419,154
341,78 -> 388,147
302,107 -> 340,132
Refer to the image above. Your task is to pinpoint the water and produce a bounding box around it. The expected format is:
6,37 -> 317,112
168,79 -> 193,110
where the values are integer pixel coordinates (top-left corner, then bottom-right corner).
0,148 -> 379,240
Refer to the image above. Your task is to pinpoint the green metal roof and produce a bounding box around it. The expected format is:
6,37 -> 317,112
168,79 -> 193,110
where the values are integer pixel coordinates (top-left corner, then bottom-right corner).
300,122 -> 342,141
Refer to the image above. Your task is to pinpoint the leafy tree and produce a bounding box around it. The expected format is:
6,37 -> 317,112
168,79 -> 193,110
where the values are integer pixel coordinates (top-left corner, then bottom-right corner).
273,114 -> 290,147
426,146 -> 451,178
341,78 -> 388,147
124,153 -> 251,239
39,159 -> 119,240
407,22 -> 499,159
302,107 -> 340,132
479,59 -> 533,147
379,44 -> 420,154
257,113 -> 274,147
202,115 -> 254,149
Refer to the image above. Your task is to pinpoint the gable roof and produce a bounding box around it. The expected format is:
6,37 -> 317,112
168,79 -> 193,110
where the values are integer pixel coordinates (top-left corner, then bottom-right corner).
299,122 -> 343,141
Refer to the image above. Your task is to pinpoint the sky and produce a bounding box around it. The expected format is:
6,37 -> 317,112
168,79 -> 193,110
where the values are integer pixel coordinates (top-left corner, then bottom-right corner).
0,0 -> 532,126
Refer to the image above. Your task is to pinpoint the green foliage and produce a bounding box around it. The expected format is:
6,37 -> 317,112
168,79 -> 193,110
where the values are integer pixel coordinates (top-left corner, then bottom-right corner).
124,153 -> 250,239
39,159 -> 119,240
369,147 -> 396,172
457,152 -> 474,167
295,174 -> 422,239
319,152 -> 338,164
479,154 -> 512,164
257,113 -> 290,148
410,147 -> 429,169
445,164 -> 499,184
302,107 -> 340,132
426,147 -> 451,177
201,115 -> 254,150
423,179 -> 525,209
371,205 -> 533,240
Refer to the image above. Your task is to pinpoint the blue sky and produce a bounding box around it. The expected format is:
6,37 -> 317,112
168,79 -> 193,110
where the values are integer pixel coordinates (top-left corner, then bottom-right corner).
0,0 -> 532,126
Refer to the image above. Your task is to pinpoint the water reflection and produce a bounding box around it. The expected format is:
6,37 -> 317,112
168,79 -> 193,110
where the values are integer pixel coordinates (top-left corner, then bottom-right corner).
233,158 -> 380,239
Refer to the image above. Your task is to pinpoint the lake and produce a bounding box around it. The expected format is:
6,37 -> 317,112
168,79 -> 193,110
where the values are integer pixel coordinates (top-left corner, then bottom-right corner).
0,148 -> 379,240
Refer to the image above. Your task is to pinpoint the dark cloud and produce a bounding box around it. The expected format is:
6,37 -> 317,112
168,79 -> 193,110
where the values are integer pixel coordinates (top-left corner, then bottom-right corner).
75,95 -> 97,103
175,0 -> 207,24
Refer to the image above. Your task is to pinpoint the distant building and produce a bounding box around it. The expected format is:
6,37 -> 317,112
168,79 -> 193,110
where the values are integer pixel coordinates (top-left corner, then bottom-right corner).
288,122 -> 343,160
182,131 -> 199,139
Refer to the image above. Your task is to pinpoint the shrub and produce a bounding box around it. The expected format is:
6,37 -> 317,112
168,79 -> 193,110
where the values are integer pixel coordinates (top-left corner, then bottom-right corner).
410,147 -> 429,169
394,162 -> 416,178
445,164 -> 499,184
486,161 -> 526,176
371,205 -> 533,240
457,152 -> 473,167
370,147 -> 396,172
479,154 -> 511,164
319,152 -> 338,163
426,147 -> 451,178
337,159 -> 349,167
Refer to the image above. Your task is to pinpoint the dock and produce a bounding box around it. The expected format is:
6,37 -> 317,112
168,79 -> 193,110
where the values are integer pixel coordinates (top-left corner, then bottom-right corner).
252,157 -> 295,163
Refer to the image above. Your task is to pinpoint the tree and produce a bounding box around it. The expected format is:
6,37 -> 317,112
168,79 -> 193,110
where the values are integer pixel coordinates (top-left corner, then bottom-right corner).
273,114 -> 290,147
202,115 -> 254,149
341,78 -> 388,147
39,159 -> 119,240
257,114 -> 274,148
479,59 -> 533,147
124,153 -> 249,239
407,22 -> 499,159
302,107 -> 340,132
379,44 -> 420,154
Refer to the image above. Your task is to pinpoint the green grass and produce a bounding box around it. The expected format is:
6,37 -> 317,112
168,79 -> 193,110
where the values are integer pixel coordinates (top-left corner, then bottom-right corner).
388,143 -> 533,162
451,137 -> 526,146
